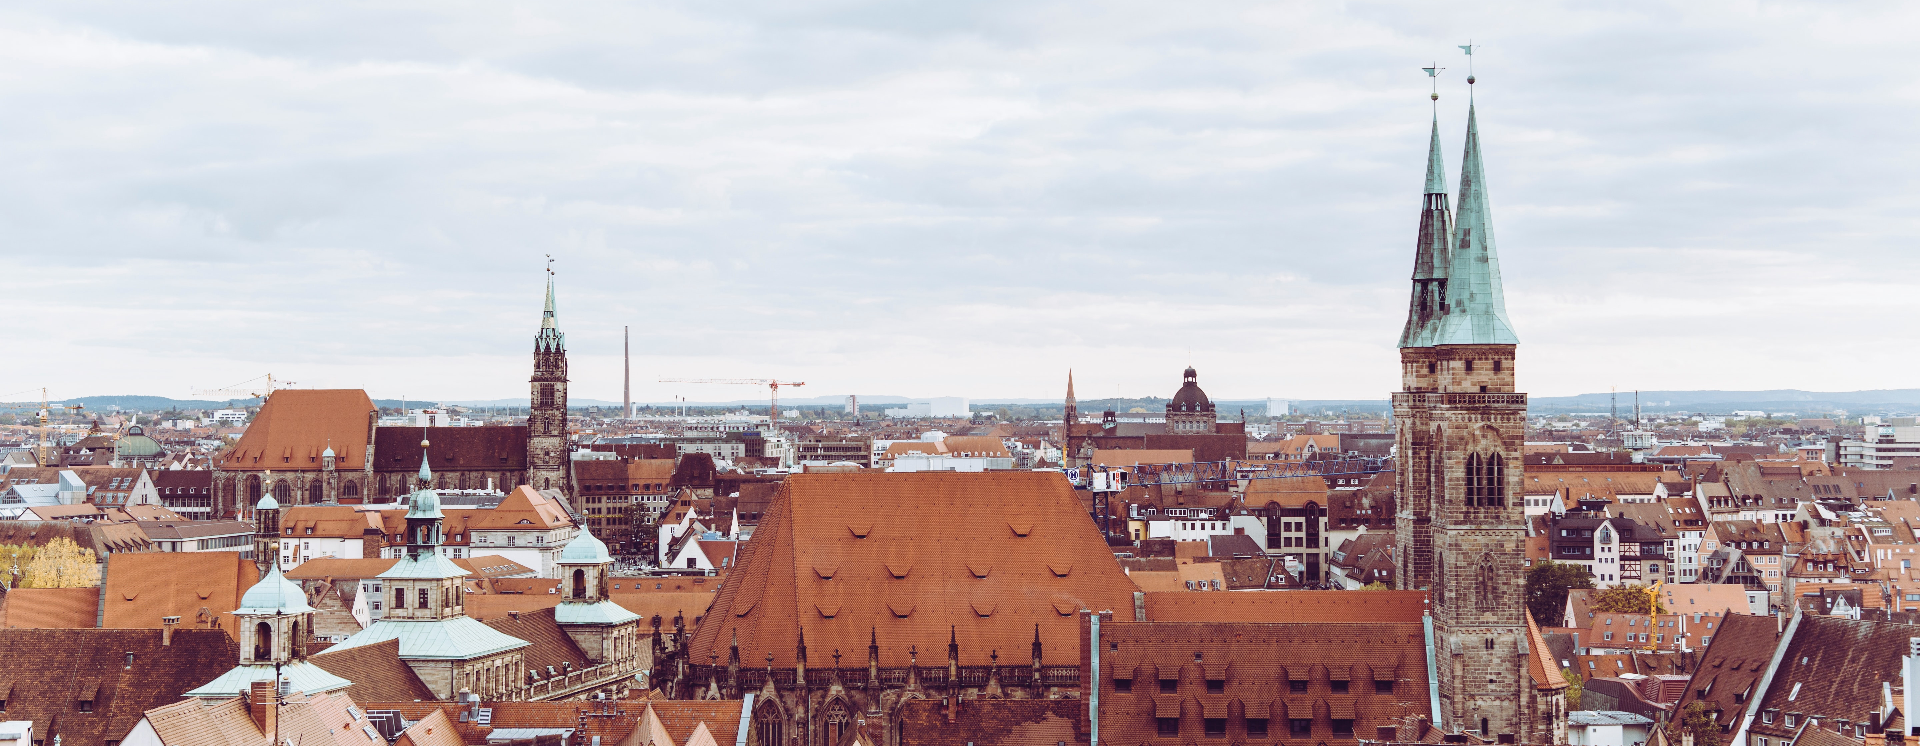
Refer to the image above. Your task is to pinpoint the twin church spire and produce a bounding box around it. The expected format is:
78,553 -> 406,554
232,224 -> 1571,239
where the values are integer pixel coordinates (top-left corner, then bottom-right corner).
1399,98 -> 1518,349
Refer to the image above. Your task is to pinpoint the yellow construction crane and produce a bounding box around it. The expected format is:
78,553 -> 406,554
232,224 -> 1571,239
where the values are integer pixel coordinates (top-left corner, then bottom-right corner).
1643,580 -> 1665,651
657,378 -> 807,432
192,373 -> 295,402
1,388 -> 84,465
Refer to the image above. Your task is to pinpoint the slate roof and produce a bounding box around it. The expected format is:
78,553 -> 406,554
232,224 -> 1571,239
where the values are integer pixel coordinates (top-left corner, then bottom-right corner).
309,638 -> 438,703
1748,614 -> 1920,743
0,627 -> 238,745
482,606 -> 595,677
896,698 -> 1084,745
687,472 -> 1140,667
218,389 -> 376,471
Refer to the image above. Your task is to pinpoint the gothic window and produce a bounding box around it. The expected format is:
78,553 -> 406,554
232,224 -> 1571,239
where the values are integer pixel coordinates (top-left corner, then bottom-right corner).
826,699 -> 851,745
754,703 -> 783,746
342,481 -> 359,499
1465,452 -> 1506,507
247,476 -> 263,504
540,385 -> 556,408
308,481 -> 322,503
272,481 -> 292,502
1478,553 -> 1496,610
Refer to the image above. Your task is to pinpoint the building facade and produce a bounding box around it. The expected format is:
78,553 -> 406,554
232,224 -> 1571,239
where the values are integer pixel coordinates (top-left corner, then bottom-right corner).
1392,101 -> 1564,743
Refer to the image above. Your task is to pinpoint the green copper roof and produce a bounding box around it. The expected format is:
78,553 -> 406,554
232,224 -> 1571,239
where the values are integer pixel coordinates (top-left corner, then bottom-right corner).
185,661 -> 353,699
235,565 -> 315,616
256,494 -> 279,511
1430,104 -> 1519,346
377,549 -> 470,580
329,616 -> 530,660
555,599 -> 641,626
558,525 -> 612,564
1398,116 -> 1455,349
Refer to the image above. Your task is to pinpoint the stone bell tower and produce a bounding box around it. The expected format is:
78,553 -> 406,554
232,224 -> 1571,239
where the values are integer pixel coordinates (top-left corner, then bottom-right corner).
528,260 -> 571,496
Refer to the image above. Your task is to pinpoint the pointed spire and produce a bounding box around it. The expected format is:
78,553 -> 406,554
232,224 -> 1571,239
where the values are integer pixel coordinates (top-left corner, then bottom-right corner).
417,441 -> 433,487
1432,103 -> 1519,346
541,263 -> 559,331
1399,115 -> 1455,349
1065,370 -> 1076,407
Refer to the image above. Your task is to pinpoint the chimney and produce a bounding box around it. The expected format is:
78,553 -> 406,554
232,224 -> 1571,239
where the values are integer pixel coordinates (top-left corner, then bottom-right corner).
248,680 -> 278,736
1865,711 -> 1886,746
161,615 -> 180,646
1681,729 -> 1695,746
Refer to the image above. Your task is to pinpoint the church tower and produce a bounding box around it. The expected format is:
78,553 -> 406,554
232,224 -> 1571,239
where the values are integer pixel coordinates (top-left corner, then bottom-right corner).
1062,370 -> 1079,469
529,263 -> 571,495
1394,90 -> 1534,740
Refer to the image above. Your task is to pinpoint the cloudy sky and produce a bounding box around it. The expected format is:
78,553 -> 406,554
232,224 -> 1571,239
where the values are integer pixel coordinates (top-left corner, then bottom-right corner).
2,1 -> 1916,405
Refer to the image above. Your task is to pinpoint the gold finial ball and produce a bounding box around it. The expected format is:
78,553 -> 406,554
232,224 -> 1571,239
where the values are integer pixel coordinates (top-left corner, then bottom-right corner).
1467,75 -> 1476,85
420,439 -> 430,448
1431,93 -> 1439,101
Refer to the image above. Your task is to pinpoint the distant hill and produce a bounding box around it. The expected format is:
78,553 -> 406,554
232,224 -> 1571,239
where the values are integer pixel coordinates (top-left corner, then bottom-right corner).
1529,389 -> 1920,415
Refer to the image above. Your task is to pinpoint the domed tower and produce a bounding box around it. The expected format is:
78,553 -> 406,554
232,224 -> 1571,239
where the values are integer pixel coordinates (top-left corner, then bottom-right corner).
1164,367 -> 1217,434
186,496 -> 352,698
554,525 -> 642,666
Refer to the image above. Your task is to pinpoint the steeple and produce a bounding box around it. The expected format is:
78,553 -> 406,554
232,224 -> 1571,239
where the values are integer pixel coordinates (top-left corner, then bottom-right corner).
536,261 -> 565,353
1399,116 -> 1454,348
1431,103 -> 1519,346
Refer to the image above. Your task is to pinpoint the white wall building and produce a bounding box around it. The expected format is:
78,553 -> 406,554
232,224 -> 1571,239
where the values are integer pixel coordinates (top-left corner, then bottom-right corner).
884,397 -> 970,418
1566,710 -> 1653,746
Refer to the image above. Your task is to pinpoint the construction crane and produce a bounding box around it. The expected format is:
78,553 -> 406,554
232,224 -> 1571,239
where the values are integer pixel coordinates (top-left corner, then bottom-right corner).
192,373 -> 295,402
1,388 -> 83,465
658,378 -> 806,432
1643,579 -> 1665,651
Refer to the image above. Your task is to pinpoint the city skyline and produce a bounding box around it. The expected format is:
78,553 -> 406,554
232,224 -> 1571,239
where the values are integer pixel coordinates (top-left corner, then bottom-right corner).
3,1 -> 1916,403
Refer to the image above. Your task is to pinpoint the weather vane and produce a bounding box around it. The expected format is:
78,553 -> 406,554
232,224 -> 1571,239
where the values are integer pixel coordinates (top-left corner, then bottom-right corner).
1423,62 -> 1444,109
545,253 -> 554,276
1459,41 -> 1477,88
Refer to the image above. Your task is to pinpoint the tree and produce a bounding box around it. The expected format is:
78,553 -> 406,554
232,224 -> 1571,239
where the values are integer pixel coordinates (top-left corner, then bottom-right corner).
1526,561 -> 1595,626
1674,701 -> 1724,746
0,543 -> 37,588
21,538 -> 99,588
1592,584 -> 1659,614
1561,668 -> 1583,710
1362,581 -> 1392,590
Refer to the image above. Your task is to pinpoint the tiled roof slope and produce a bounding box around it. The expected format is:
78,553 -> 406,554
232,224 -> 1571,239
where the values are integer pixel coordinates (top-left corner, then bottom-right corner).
1089,618 -> 1431,744
360,699 -> 746,746
688,472 -> 1139,667
309,638 -> 436,703
141,689 -> 386,746
1526,612 -> 1568,690
483,606 -> 594,675
0,587 -> 100,629
1748,614 -> 1920,743
1144,590 -> 1429,623
896,698 -> 1084,745
0,628 -> 238,745
1672,614 -> 1783,732
219,389 -> 375,471
373,426 -> 529,472
466,486 -> 573,530
102,550 -> 259,632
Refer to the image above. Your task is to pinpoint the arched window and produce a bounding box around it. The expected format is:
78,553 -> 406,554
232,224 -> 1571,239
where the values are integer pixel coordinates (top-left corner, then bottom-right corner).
272,481 -> 292,502
308,481 -> 323,504
1465,452 -> 1506,507
754,704 -> 784,746
254,621 -> 272,661
825,699 -> 851,744
247,476 -> 263,504
341,481 -> 360,499
572,569 -> 587,599
540,385 -> 556,407
1478,553 -> 1497,610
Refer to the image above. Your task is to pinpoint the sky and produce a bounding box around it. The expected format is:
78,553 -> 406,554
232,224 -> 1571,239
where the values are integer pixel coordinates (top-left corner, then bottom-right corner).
2,1 -> 1917,406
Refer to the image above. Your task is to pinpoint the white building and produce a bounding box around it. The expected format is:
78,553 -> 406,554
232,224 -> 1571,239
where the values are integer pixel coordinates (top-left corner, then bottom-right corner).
210,410 -> 248,426
1266,398 -> 1291,417
884,397 -> 970,418
1838,426 -> 1920,470
1566,710 -> 1653,746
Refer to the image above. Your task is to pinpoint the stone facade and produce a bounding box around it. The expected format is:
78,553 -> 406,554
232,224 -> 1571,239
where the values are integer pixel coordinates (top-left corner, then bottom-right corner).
529,274 -> 571,495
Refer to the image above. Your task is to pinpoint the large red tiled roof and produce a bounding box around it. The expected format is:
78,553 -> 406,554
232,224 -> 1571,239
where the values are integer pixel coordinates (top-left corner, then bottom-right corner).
688,472 -> 1139,667
0,587 -> 100,629
1144,590 -> 1429,623
219,389 -> 375,471
101,550 -> 258,632
372,426 -> 529,472
0,628 -> 238,745
309,638 -> 436,703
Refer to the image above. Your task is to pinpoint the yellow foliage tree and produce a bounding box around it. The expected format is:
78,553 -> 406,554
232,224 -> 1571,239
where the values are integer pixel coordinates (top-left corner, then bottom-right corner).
21,537 -> 99,588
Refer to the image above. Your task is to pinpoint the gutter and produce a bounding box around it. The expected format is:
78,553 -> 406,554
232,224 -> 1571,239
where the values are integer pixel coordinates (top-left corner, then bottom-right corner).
1090,612 -> 1102,746
735,693 -> 754,746
1732,608 -> 1802,746
1424,613 -> 1443,726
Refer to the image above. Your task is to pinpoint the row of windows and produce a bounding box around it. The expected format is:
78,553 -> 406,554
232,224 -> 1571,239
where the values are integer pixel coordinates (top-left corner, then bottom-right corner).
1117,677 -> 1392,696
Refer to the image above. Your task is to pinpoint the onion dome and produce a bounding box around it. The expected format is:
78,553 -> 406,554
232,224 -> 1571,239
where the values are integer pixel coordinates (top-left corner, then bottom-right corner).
236,565 -> 314,615
559,525 -> 612,564
256,493 -> 279,512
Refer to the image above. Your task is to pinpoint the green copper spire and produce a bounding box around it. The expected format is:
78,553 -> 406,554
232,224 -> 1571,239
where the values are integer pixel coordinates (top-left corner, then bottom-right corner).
1431,103 -> 1519,346
1398,117 -> 1454,348
541,273 -> 559,331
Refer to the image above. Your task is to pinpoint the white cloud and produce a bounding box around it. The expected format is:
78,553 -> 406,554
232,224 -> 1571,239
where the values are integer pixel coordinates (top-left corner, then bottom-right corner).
1,0 -> 1916,404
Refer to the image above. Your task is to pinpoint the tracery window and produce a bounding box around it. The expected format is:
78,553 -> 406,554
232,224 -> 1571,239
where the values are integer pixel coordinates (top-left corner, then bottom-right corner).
1465,452 -> 1506,507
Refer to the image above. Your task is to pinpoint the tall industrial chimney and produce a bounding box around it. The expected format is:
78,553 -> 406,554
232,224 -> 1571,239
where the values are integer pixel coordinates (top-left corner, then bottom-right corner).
624,325 -> 632,419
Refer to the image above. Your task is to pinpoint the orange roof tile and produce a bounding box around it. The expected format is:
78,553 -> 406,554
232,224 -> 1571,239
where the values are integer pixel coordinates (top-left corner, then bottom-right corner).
0,587 -> 100,629
218,389 -> 375,471
688,472 -> 1139,667
101,550 -> 258,633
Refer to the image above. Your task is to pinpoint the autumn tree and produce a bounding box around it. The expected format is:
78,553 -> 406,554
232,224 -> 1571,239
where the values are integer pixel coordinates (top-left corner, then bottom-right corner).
1561,668 -> 1583,710
21,537 -> 99,588
0,543 -> 37,589
1592,584 -> 1660,615
1525,561 -> 1595,625
1673,701 -> 1724,746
